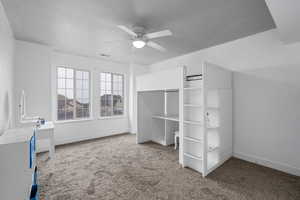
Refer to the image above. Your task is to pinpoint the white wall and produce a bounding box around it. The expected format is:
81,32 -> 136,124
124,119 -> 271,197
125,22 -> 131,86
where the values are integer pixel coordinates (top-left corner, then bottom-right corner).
234,68 -> 300,176
0,2 -> 14,135
128,64 -> 149,134
14,40 -> 131,149
149,29 -> 300,176
14,41 -> 52,125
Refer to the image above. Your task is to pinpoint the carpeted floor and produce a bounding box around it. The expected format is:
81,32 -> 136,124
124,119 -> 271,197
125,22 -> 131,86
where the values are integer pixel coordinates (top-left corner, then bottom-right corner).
37,134 -> 300,200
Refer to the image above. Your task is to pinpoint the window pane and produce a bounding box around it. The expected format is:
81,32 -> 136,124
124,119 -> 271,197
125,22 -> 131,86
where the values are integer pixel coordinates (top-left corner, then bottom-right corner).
57,89 -> 65,96
57,67 -> 72,121
83,71 -> 89,80
76,71 -> 83,79
113,95 -> 124,115
83,80 -> 89,89
57,78 -> 65,89
57,108 -> 66,120
83,109 -> 89,118
57,83 -> 66,121
66,89 -> 74,99
100,94 -> 112,116
76,99 -> 90,118
100,72 -> 124,117
66,109 -> 74,120
66,79 -> 73,89
82,90 -> 89,99
106,73 -> 111,82
113,74 -> 124,116
76,89 -> 82,99
76,108 -> 83,118
75,70 -> 90,119
76,79 -> 83,88
57,67 -> 65,78
66,68 -> 74,78
100,73 -> 106,81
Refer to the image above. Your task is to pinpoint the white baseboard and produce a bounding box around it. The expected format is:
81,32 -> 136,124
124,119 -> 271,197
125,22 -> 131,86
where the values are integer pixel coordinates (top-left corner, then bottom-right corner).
205,150 -> 232,177
234,152 -> 300,177
37,131 -> 129,153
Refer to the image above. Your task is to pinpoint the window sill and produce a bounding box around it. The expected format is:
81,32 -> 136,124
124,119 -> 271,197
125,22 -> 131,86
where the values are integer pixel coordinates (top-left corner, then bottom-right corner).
55,118 -> 94,124
98,115 -> 127,120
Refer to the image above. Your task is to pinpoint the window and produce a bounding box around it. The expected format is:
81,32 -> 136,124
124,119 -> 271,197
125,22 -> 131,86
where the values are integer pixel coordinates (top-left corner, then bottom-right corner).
100,72 -> 124,117
57,67 -> 90,121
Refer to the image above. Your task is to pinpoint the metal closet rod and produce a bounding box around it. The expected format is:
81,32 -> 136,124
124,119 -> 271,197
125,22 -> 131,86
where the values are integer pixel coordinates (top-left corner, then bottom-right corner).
186,74 -> 202,81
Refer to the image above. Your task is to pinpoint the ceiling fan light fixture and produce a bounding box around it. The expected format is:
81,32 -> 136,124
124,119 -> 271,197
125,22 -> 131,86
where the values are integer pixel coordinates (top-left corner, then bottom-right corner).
132,40 -> 146,48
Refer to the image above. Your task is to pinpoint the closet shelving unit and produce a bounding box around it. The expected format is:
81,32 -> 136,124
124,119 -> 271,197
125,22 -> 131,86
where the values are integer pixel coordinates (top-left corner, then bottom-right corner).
180,62 -> 232,177
136,67 -> 183,147
137,89 -> 180,146
151,90 -> 179,146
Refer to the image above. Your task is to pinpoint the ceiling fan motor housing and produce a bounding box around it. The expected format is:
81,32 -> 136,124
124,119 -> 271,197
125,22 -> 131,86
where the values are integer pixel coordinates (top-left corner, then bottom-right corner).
133,26 -> 147,38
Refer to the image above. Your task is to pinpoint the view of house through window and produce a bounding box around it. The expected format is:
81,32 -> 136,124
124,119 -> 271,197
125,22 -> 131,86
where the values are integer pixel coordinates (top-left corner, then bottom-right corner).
100,72 -> 124,117
57,67 -> 90,121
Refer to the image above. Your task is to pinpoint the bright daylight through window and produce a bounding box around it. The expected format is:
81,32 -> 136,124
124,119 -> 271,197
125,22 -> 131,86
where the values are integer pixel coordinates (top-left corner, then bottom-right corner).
57,67 -> 90,121
100,72 -> 124,117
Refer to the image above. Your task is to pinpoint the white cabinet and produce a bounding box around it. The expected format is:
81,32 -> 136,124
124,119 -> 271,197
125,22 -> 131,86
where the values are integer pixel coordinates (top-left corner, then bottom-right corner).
0,127 -> 37,200
136,67 -> 183,146
136,62 -> 232,177
137,90 -> 180,146
136,67 -> 182,91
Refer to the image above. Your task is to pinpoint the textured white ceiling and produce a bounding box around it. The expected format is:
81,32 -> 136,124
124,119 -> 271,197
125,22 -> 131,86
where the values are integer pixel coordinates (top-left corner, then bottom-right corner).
2,0 -> 275,65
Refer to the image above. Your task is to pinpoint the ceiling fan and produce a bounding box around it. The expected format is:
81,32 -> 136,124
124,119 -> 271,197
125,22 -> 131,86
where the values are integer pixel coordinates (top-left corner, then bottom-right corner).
117,25 -> 172,52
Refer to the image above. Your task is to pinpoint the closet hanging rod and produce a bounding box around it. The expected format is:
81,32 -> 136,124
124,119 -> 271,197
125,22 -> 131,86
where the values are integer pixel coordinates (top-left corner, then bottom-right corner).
186,74 -> 202,81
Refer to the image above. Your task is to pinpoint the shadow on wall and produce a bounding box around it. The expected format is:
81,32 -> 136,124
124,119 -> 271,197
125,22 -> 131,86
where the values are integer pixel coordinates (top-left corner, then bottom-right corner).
0,92 -> 10,135
233,64 -> 300,172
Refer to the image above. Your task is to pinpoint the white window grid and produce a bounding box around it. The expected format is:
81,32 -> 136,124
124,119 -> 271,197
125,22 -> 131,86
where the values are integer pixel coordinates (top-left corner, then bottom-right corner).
56,66 -> 91,121
100,72 -> 124,117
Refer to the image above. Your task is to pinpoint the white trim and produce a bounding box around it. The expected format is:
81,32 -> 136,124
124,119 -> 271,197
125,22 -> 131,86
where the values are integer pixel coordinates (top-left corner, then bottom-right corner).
37,131 -> 130,153
234,152 -> 300,177
54,118 -> 94,124
98,115 -> 127,120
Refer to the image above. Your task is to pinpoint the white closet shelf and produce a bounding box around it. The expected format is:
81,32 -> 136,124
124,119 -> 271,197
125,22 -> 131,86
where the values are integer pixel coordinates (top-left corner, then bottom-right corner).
184,120 -> 202,125
207,125 -> 219,129
152,114 -> 179,122
184,153 -> 202,161
184,136 -> 202,143
207,106 -> 219,110
184,104 -> 202,107
183,87 -> 202,90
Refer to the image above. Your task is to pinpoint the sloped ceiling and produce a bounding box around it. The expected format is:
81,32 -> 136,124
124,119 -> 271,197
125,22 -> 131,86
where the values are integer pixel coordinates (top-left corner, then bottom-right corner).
265,0 -> 300,44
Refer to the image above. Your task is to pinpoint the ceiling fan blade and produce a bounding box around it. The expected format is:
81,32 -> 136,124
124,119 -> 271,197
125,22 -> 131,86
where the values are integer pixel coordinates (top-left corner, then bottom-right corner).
117,25 -> 137,37
147,41 -> 166,52
145,30 -> 172,39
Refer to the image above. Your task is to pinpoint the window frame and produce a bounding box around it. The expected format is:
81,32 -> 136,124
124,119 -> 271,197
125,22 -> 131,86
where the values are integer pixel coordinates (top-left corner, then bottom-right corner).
55,66 -> 92,122
99,72 -> 125,119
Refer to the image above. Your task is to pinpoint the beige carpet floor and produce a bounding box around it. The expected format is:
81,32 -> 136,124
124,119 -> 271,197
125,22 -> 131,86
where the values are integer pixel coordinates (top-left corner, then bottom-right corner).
37,134 -> 300,200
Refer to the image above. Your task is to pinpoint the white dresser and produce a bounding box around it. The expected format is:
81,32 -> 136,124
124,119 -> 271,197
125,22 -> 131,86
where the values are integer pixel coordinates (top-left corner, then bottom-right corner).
0,127 -> 38,200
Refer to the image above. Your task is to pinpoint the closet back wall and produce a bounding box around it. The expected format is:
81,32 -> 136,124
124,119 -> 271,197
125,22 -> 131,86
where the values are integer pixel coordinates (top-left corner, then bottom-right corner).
14,40 -> 130,149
